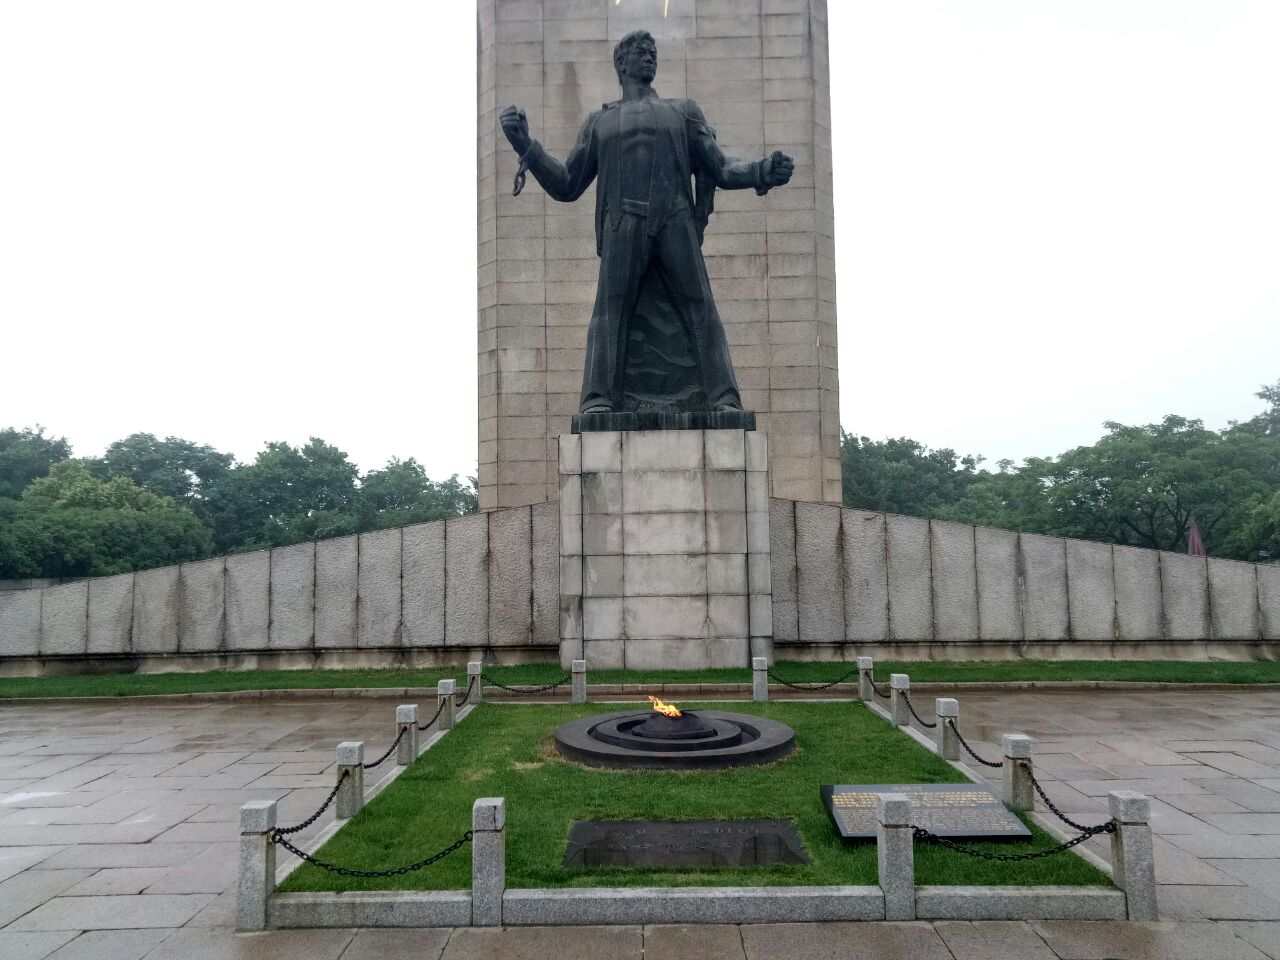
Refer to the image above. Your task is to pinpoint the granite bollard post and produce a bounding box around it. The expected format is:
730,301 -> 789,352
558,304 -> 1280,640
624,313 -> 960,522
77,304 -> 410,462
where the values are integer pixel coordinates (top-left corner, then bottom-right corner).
571,659 -> 587,705
395,705 -> 419,766
472,796 -> 506,927
889,674 -> 911,727
936,698 -> 960,760
335,741 -> 364,819
467,660 -> 484,704
236,800 -> 276,931
438,679 -> 457,731
1003,735 -> 1035,812
857,657 -> 875,701
1110,790 -> 1158,920
876,793 -> 916,921
752,657 -> 769,702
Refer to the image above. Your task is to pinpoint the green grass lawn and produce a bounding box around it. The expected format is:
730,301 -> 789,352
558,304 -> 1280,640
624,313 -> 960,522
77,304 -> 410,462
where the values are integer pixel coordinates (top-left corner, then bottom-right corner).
4,658 -> 1280,699
279,701 -> 1108,893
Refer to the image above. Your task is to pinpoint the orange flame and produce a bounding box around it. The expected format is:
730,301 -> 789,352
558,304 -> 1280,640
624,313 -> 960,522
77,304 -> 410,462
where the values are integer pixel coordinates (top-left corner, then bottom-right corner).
648,695 -> 682,717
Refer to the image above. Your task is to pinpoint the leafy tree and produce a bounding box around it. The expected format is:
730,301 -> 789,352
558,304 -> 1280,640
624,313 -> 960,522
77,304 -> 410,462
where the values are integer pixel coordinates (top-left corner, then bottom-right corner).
0,426 -> 72,499
357,459 -> 478,529
0,461 -> 211,578
1246,379 -> 1280,437
94,433 -> 233,507
841,433 -> 979,517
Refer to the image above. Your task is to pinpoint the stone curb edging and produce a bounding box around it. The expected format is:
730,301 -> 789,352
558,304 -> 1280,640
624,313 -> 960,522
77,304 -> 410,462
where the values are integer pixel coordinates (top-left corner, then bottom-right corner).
9,678 -> 1280,705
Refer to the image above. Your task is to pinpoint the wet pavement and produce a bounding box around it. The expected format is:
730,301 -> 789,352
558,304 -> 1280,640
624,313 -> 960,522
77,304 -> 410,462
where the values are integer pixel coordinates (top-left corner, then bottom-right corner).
1,689 -> 1279,958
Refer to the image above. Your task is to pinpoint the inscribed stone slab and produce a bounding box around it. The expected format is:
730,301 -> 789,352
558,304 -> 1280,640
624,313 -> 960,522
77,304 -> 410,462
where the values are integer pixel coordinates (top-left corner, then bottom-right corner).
0,588 -> 41,656
768,498 -> 799,642
1020,534 -> 1069,642
531,501 -> 560,647
358,528 -> 402,648
822,784 -> 1031,840
1065,539 -> 1116,642
931,520 -> 978,641
975,525 -> 1021,641
1209,558 -> 1260,641
1161,552 -> 1210,640
446,513 -> 490,646
132,565 -> 179,654
314,535 -> 358,649
1114,545 -> 1164,641
179,558 -> 224,653
887,514 -> 933,641
401,521 -> 445,648
795,501 -> 843,643
40,581 -> 88,656
489,505 -> 533,646
88,573 -> 134,655
841,509 -> 888,642
267,543 -> 311,649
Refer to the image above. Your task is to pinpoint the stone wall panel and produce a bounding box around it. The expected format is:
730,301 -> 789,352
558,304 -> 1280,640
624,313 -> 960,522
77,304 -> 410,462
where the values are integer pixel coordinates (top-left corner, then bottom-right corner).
1208,558 -> 1260,641
0,589 -> 41,656
931,520 -> 978,641
446,513 -> 490,647
886,514 -> 932,641
315,535 -> 358,649
226,550 -> 271,652
268,544 -> 312,650
357,528 -> 402,648
1114,546 -> 1163,642
768,498 -> 799,642
975,526 -> 1021,641
179,558 -> 225,653
132,566 -> 179,655
531,501 -> 560,646
1021,534 -> 1069,642
40,581 -> 88,656
1259,564 -> 1280,641
841,509 -> 887,641
795,501 -> 843,643
402,522 -> 446,648
1161,553 -> 1210,641
88,574 -> 134,655
489,505 -> 534,645
1066,539 -> 1116,642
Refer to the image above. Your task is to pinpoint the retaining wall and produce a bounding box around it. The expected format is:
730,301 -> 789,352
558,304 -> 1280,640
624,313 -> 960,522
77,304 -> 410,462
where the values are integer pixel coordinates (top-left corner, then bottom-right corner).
769,499 -> 1280,660
0,503 -> 560,674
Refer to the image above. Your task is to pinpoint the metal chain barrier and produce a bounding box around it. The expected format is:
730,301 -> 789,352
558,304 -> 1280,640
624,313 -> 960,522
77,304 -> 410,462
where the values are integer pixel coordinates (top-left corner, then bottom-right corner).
902,691 -> 937,729
362,726 -> 407,770
1022,761 -> 1099,834
454,675 -> 477,707
273,830 -> 473,878
870,678 -> 892,700
481,673 -> 571,695
946,718 -> 1004,768
913,820 -> 1115,862
417,698 -> 447,732
766,666 -> 859,691
274,769 -> 348,836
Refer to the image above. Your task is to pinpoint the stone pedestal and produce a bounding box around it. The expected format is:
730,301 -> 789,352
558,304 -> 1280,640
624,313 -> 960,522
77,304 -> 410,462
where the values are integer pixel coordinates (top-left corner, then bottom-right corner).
559,429 -> 772,670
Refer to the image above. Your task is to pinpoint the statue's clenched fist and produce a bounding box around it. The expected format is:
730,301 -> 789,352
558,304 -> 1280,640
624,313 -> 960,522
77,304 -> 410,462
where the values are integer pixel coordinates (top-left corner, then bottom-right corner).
764,150 -> 795,188
501,105 -> 532,155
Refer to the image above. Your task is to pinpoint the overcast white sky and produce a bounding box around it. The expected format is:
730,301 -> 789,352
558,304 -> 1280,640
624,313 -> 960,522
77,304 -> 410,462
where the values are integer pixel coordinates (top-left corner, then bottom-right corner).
2,1 -> 1277,480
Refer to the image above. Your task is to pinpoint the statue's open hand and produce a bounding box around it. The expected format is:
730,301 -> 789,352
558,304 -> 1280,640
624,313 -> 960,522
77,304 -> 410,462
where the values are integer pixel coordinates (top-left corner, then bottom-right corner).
764,150 -> 795,188
500,105 -> 532,155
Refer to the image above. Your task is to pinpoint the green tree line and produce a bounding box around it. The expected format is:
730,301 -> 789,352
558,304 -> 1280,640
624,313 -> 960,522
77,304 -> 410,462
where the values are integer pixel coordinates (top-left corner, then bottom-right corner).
0,431 -> 477,579
842,380 -> 1280,562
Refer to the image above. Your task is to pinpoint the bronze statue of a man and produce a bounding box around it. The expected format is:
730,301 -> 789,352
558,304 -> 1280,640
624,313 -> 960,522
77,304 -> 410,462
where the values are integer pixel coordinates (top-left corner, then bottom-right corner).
500,30 -> 794,416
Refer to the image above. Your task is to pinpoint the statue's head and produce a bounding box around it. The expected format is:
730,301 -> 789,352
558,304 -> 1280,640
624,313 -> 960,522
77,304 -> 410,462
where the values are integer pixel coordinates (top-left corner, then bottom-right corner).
614,30 -> 657,85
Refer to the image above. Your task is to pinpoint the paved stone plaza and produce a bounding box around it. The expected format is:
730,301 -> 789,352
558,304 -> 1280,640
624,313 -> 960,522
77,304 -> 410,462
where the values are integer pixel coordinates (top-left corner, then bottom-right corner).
2,690 -> 1280,958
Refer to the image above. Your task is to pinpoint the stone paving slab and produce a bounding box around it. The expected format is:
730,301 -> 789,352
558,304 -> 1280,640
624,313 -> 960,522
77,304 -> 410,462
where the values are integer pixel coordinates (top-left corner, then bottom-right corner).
934,919 -> 1059,960
441,926 -> 641,960
0,931 -> 78,960
643,924 -> 746,960
1033,920 -> 1274,959
42,930 -> 172,960
8,894 -> 215,931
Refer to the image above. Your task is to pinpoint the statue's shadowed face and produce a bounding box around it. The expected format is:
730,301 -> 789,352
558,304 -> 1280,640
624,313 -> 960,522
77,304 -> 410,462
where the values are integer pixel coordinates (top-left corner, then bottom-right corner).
622,37 -> 658,84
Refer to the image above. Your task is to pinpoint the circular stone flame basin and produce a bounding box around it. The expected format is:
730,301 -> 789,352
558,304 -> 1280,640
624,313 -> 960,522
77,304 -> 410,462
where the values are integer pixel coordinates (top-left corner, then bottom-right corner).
554,709 -> 795,770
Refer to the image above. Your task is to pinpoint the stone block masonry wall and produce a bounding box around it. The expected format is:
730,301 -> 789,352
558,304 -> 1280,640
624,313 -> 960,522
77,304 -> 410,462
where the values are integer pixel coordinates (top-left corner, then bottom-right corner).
0,503 -> 560,672
770,499 -> 1280,658
477,0 -> 841,512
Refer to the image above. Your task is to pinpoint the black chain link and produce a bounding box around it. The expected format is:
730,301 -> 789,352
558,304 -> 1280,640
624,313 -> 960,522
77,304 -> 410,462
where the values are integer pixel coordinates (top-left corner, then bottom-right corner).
274,830 -> 473,877
362,726 -> 407,770
913,820 -> 1115,862
870,678 -> 892,700
766,666 -> 859,691
902,691 -> 938,729
454,675 -> 477,707
481,673 -> 571,695
1022,761 -> 1100,833
417,698 -> 447,732
274,769 -> 348,836
946,719 -> 1004,769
